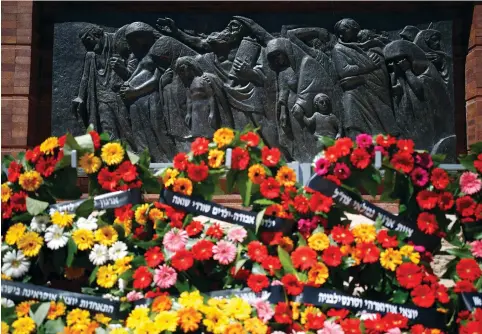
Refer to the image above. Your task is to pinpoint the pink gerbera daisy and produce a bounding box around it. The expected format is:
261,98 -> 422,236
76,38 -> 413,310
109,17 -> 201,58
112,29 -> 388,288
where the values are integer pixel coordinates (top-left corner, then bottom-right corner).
314,158 -> 330,176
470,240 -> 482,258
212,240 -> 236,265
460,172 -> 482,195
252,300 -> 275,323
227,227 -> 247,243
163,229 -> 188,253
126,291 -> 144,302
356,134 -> 373,149
154,264 -> 177,289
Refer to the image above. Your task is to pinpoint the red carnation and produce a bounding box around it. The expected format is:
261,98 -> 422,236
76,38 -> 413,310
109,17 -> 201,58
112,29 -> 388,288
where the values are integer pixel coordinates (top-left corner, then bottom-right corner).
340,318 -> 362,334
240,132 -> 259,147
334,137 -> 353,157
411,285 -> 435,308
396,263 -> 423,289
350,148 -> 371,169
171,250 -> 194,271
431,168 -> 450,190
376,230 -> 398,248
206,223 -> 224,239
191,137 -> 209,156
7,161 -> 22,183
390,151 -> 414,173
247,241 -> 268,262
117,161 -> 138,182
438,191 -> 454,211
293,195 -> 309,214
260,177 -> 280,199
416,212 -> 438,235
35,156 -> 57,178
266,204 -> 283,217
397,139 -> 415,153
331,225 -> 354,245
322,246 -> 343,267
355,242 -> 380,263
231,147 -> 250,170
173,152 -> 189,171
309,192 -> 333,213
281,274 -> 303,295
145,246 -> 164,268
191,240 -> 214,261
247,274 -> 269,293
416,190 -> 439,210
98,167 -> 119,191
187,161 -> 209,182
456,258 -> 482,282
261,146 -> 281,167
456,196 -> 477,217
291,246 -> 317,271
274,302 -> 293,324
132,266 -> 153,290
261,256 -> 282,275
185,220 -> 204,237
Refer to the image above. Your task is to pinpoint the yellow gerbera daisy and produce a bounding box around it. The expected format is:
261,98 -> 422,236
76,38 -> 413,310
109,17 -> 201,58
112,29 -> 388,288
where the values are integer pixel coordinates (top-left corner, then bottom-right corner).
1,321 -> 9,334
79,153 -> 102,174
224,298 -> 251,321
19,170 -> 43,192
135,203 -> 150,225
154,311 -> 179,332
109,329 -> 129,334
51,211 -> 75,228
113,255 -> 133,275
126,306 -> 150,329
17,231 -> 43,257
1,183 -> 12,202
96,265 -> 118,289
244,317 -> 267,334
40,137 -> 59,155
275,166 -> 297,187
213,128 -> 234,148
308,262 -> 329,286
94,226 -> 118,246
11,316 -> 35,334
400,245 -> 420,264
94,313 -> 111,325
162,168 -> 179,187
148,208 -> 164,223
15,301 -> 35,317
114,218 -> 132,235
5,223 -> 27,245
72,229 -> 94,251
380,248 -> 403,271
178,290 -> 204,309
352,223 -> 377,243
208,149 -> 225,168
47,301 -> 66,320
66,308 -> 90,327
308,232 -> 330,251
100,142 -> 125,165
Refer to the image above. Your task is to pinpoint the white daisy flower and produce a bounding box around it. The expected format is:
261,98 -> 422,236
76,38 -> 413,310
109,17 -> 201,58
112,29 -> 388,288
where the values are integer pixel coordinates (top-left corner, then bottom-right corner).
30,215 -> 50,232
89,210 -> 105,219
76,216 -> 98,231
108,241 -> 128,261
2,244 -> 10,253
1,298 -> 15,308
2,250 -> 30,278
45,225 -> 69,250
89,244 -> 109,266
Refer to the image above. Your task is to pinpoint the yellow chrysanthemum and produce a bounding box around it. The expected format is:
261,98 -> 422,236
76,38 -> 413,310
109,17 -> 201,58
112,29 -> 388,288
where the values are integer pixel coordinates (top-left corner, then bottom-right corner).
114,218 -> 132,236
113,255 -> 133,275
1,183 -> 12,202
208,149 -> 225,168
64,266 -> 85,280
94,313 -> 111,325
213,128 -> 234,148
40,137 -> 59,155
275,166 -> 297,187
154,311 -> 178,332
101,142 -> 125,165
308,262 -> 329,285
135,203 -> 149,225
148,208 -> 164,223
79,153 -> 102,174
17,231 -> 43,257
400,245 -> 421,264
178,290 -> 204,309
202,307 -> 229,334
94,226 -> 118,246
308,232 -> 330,251
248,164 -> 266,184
109,329 -> 129,334
19,170 -> 43,192
352,223 -> 377,243
72,229 -> 94,251
66,308 -> 90,326
1,321 -> 9,334
173,177 -> 193,196
5,222 -> 27,245
47,301 -> 66,320
244,318 -> 268,334
178,307 -> 202,333
51,211 -> 75,228
96,265 -> 118,288
301,306 -> 322,325
126,306 -> 150,329
15,301 -> 35,317
162,168 -> 179,187
133,320 -> 158,334
380,248 -> 403,271
224,298 -> 251,321
11,316 -> 35,334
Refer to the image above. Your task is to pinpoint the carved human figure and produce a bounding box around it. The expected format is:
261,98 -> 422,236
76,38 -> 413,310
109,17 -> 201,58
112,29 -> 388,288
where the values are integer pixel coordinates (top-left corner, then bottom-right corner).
384,40 -> 453,148
331,18 -> 400,139
173,56 -> 233,139
303,93 -> 341,149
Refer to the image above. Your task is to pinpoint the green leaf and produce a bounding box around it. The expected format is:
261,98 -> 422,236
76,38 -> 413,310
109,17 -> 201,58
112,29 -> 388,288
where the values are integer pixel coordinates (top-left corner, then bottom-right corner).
11,212 -> 33,222
431,154 -> 446,165
120,269 -> 133,281
75,199 -> 93,218
446,247 -> 473,259
253,199 -> 277,206
252,263 -> 267,275
391,290 -> 409,304
26,197 -> 49,216
225,171 -> 236,194
99,133 -> 110,142
458,155 -> 476,173
470,142 -> 482,154
319,136 -> 335,148
175,280 -> 190,293
49,168 -> 82,199
233,259 -> 247,275
255,208 -> 266,234
43,319 -> 65,334
138,149 -> 151,168
278,246 -> 296,275
89,267 -> 99,284
66,239 -> 78,267
127,150 -> 140,165
65,133 -> 82,152
237,170 -> 253,207
31,302 -> 51,326
75,134 -> 95,152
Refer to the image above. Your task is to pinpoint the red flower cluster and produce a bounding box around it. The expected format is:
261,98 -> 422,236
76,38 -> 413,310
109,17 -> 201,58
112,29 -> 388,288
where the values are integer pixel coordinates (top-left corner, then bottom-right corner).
98,161 -> 141,192
458,308 -> 482,334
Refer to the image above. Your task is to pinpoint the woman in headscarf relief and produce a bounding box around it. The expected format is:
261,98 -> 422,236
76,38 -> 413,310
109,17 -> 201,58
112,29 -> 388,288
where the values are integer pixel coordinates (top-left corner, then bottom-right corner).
331,19 -> 400,139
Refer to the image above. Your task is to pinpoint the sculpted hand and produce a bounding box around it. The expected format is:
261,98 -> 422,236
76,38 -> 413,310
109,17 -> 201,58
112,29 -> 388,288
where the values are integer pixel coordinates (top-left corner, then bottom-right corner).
161,68 -> 174,87
291,104 -> 304,125
397,59 -> 411,72
71,97 -> 83,116
369,53 -> 382,68
156,17 -> 177,34
279,107 -> 288,129
119,84 -> 137,101
233,58 -> 251,77
110,57 -> 125,71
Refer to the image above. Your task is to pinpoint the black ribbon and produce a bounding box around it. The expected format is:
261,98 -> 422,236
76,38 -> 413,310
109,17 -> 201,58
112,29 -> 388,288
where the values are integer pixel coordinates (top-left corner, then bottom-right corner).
307,175 -> 441,251
460,292 -> 482,312
1,280 -> 121,318
297,286 -> 446,329
49,188 -> 141,213
461,221 -> 482,242
160,189 -> 295,234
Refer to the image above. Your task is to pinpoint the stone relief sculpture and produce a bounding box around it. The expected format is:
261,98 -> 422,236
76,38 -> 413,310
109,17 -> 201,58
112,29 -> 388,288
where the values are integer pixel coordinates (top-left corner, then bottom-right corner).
68,17 -> 455,162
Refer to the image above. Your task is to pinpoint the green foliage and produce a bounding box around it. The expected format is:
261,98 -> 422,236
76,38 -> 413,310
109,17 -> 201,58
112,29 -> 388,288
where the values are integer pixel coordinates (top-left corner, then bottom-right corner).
26,197 -> 49,216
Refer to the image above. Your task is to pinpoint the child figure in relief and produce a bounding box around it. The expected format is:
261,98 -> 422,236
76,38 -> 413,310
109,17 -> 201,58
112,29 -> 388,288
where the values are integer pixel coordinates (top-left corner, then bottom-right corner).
303,93 -> 341,140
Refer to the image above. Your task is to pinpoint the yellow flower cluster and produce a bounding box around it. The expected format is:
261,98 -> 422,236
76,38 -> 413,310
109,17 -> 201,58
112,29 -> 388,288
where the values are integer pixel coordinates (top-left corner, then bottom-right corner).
51,211 -> 75,228
39,136 -> 59,155
213,128 -> 234,148
18,170 -> 43,192
352,223 -> 377,243
79,153 -> 102,174
1,183 -> 12,202
5,223 -> 43,258
65,308 -> 104,333
101,142 -> 125,166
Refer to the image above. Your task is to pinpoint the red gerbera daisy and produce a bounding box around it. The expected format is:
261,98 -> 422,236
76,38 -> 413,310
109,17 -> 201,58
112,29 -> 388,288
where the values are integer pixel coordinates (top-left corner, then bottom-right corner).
306,312 -> 326,330
274,302 -> 293,324
341,318 -> 362,334
247,241 -> 268,262
324,146 -> 340,163
434,283 -> 450,303
117,160 -> 138,182
411,285 -> 436,308
2,202 -> 12,219
247,274 -> 269,293
132,266 -> 153,290
231,147 -> 250,170
456,196 -> 477,217
416,190 -> 439,210
191,137 -> 209,156
350,148 -> 371,169
475,157 -> 482,174
383,313 -> 408,330
355,242 -> 380,263
390,151 -> 414,173
325,175 -> 341,186
416,212 -> 438,235
396,263 -> 423,289
145,246 -> 165,268
187,161 -> 209,182
322,246 -> 343,267
185,220 -> 204,237
191,240 -> 214,261
25,146 -> 41,163
456,258 -> 482,282
10,191 -> 27,212
240,132 -> 259,147
261,146 -> 281,167
291,246 -> 317,271
98,167 -> 119,191
171,250 -> 194,271
173,152 -> 189,171
293,195 -> 310,214
376,230 -> 398,248
397,139 -> 415,153
454,280 -> 477,293
35,156 -> 57,178
334,137 -> 354,156
7,161 -> 22,183
431,168 -> 450,190
327,308 -> 350,320
261,256 -> 282,276
260,177 -> 281,199
438,191 -> 454,211
281,274 -> 304,295
309,192 -> 333,213
376,134 -> 397,148
206,223 -> 224,239
265,204 -> 283,217
333,163 -> 351,180
331,225 -> 354,245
